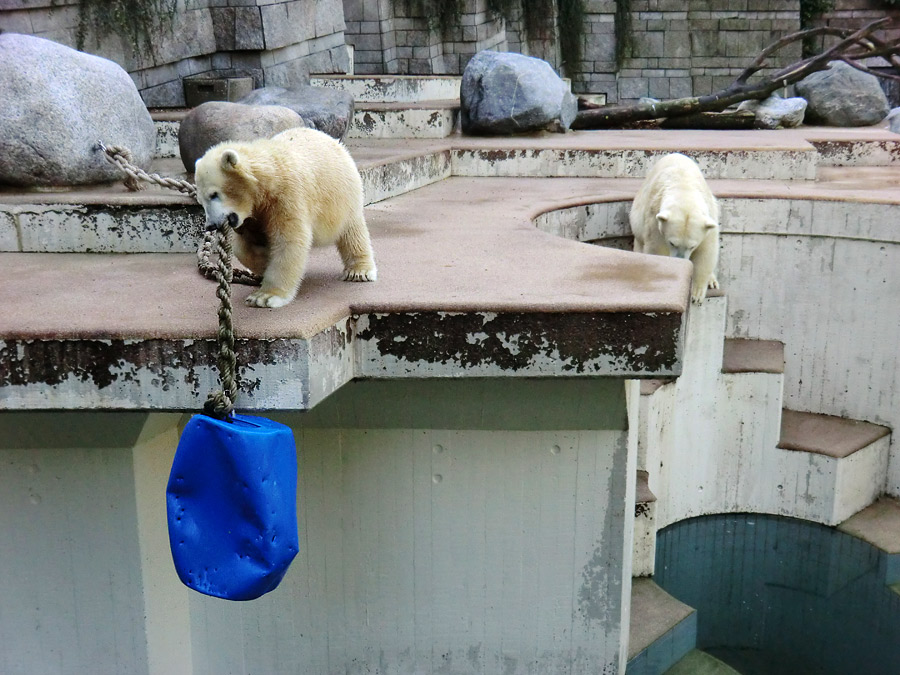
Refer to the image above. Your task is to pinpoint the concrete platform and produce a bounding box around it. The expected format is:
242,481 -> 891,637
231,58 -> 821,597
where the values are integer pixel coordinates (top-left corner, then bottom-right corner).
628,579 -> 697,673
0,175 -> 691,410
779,409 -> 891,459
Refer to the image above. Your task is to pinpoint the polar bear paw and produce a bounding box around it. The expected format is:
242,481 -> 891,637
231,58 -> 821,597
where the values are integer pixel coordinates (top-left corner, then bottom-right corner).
246,289 -> 291,308
708,274 -> 720,290
343,265 -> 377,282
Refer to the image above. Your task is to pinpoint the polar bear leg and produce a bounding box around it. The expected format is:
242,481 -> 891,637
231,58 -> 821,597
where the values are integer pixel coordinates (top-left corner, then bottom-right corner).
337,210 -> 377,282
689,231 -> 719,304
246,224 -> 311,308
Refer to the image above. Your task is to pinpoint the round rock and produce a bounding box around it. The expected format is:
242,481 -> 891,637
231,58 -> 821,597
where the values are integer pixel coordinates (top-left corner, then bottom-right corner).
795,61 -> 890,127
0,33 -> 156,187
460,50 -> 577,135
238,86 -> 355,140
738,95 -> 807,129
178,101 -> 305,171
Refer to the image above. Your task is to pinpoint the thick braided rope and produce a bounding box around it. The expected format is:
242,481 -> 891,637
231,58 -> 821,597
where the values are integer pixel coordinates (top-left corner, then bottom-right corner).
97,141 -> 262,286
97,141 -> 197,198
96,141 -> 247,418
202,229 -> 239,419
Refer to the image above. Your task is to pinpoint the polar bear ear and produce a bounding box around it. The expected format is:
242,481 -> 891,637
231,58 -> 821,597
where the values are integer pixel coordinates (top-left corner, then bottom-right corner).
220,149 -> 240,171
656,211 -> 670,233
703,218 -> 717,230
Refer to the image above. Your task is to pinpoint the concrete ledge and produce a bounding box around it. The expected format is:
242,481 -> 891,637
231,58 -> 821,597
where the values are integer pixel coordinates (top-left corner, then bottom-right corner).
721,338 -> 784,374
778,409 -> 891,459
348,104 -> 459,139
838,497 -> 900,556
310,74 -> 461,102
0,176 -> 691,410
627,579 -> 697,673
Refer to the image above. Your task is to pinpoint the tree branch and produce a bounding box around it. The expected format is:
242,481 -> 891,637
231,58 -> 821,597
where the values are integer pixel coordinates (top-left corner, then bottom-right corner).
573,16 -> 900,130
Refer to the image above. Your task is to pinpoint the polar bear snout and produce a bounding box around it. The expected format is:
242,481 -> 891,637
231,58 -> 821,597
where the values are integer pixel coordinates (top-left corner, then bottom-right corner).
669,246 -> 692,260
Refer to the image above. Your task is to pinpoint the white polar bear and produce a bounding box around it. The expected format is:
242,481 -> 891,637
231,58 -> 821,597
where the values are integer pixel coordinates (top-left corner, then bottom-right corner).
629,152 -> 720,303
194,127 -> 377,308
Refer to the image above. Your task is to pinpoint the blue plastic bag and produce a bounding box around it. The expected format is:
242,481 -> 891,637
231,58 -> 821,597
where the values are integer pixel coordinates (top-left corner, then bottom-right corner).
166,413 -> 299,601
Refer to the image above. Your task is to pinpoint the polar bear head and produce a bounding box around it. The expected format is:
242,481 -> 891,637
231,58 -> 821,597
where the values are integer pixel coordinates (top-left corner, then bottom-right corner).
656,200 -> 717,260
194,145 -> 258,232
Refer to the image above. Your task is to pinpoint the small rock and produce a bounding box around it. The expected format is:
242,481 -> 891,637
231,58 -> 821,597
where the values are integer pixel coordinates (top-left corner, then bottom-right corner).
461,50 -> 577,135
887,107 -> 900,134
795,61 -> 890,127
0,33 -> 155,187
738,95 -> 807,129
178,101 -> 305,171
238,86 -> 355,140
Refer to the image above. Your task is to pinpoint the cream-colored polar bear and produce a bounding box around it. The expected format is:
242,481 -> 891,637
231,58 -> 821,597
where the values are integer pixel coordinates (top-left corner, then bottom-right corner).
629,152 -> 720,303
194,127 -> 377,308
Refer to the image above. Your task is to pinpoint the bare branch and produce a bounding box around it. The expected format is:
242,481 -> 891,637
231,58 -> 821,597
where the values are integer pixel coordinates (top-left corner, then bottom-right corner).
573,16 -> 900,130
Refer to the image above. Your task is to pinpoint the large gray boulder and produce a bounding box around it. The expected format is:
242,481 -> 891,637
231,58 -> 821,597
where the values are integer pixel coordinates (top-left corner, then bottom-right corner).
795,61 -> 890,127
178,101 -> 304,171
239,86 -> 355,140
738,94 -> 807,129
0,33 -> 156,187
461,50 -> 577,135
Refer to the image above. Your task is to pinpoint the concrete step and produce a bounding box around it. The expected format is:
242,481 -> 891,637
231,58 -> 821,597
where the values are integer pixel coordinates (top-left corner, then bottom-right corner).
0,150 -> 451,253
633,470 -> 658,578
640,379 -> 674,396
777,410 -> 891,525
349,100 -> 459,139
627,578 -> 697,675
721,338 -> 784,374
778,409 -> 891,459
636,469 -> 657,506
309,74 -> 461,103
664,650 -> 741,675
838,496 -> 900,586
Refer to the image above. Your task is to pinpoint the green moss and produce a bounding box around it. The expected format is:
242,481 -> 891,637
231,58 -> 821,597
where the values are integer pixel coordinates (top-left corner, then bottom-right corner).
399,0 -> 464,37
58,0 -> 176,57
557,0 -> 585,79
615,0 -> 632,69
800,0 -> 834,57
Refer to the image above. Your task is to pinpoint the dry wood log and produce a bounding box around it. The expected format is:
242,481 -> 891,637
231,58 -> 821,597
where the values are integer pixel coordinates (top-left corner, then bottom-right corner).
573,17 -> 900,129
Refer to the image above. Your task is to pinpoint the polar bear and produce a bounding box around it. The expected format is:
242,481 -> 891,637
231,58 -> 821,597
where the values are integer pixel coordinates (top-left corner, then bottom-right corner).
629,153 -> 720,303
194,127 -> 377,308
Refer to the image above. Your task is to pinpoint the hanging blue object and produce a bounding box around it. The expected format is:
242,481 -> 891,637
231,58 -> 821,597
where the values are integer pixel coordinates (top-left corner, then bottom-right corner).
166,413 -> 299,601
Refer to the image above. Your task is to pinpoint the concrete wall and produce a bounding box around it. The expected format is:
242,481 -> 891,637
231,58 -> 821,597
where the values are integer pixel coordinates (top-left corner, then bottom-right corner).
537,194 -> 900,501
614,0 -> 801,103
0,377 -> 637,674
0,0 -> 351,106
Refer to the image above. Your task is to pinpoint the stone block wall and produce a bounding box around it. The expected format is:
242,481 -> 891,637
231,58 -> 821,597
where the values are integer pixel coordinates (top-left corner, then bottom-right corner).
343,0 -> 507,75
0,0 -> 351,107
615,0 -> 801,103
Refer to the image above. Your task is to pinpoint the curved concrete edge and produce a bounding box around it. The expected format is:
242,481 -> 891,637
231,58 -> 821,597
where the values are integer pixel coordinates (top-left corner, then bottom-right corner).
0,308 -> 685,411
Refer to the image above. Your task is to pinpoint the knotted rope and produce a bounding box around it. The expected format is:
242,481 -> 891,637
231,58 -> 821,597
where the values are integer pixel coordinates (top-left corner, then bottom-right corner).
96,141 -> 260,418
96,142 -> 261,286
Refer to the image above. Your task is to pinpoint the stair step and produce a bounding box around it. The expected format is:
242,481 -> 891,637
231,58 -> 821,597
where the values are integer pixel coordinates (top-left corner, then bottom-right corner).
309,74 -> 461,103
628,579 -> 697,672
640,379 -> 674,395
349,101 -> 458,139
721,338 -> 784,374
664,650 -> 741,675
838,497 -> 900,554
838,497 -> 900,585
778,409 -> 890,459
636,469 -> 657,506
